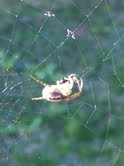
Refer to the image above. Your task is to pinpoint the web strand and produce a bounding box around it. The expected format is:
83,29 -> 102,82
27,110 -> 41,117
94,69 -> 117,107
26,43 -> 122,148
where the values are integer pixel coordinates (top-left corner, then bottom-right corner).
0,0 -> 124,165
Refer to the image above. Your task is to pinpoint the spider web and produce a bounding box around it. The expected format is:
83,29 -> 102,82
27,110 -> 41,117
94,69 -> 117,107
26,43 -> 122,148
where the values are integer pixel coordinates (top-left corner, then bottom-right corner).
0,0 -> 124,165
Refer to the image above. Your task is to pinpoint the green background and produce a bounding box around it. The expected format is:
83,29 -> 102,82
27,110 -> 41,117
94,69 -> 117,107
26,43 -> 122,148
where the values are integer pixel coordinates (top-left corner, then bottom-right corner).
0,0 -> 124,165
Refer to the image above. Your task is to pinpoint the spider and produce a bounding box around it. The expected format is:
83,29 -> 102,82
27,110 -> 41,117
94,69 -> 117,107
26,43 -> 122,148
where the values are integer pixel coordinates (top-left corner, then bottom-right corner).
30,74 -> 83,102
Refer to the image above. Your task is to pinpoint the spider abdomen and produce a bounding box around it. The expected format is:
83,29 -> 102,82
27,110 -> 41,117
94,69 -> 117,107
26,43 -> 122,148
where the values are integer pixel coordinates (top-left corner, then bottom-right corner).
42,86 -> 63,100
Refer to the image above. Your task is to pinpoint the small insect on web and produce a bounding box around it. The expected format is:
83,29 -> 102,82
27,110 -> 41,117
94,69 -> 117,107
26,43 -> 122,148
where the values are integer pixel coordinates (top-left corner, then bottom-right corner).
30,74 -> 83,102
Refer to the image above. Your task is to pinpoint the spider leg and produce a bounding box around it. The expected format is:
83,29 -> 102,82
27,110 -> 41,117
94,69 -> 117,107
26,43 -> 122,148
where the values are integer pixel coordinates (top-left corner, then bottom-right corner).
30,75 -> 47,86
68,75 -> 74,89
63,92 -> 82,101
63,77 -> 83,101
74,77 -> 83,92
31,97 -> 63,102
31,97 -> 45,100
79,77 -> 83,92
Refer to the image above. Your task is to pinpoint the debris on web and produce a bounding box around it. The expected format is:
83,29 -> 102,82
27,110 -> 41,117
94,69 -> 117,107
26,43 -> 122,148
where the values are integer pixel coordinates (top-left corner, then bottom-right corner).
44,11 -> 55,17
66,29 -> 76,39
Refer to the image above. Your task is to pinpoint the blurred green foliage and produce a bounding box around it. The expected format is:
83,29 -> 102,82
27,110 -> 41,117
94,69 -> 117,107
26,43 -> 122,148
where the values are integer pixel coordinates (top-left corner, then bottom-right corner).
0,0 -> 124,166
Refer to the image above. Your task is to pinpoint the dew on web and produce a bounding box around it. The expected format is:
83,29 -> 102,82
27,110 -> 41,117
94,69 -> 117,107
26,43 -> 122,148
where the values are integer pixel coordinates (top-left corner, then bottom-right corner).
0,0 -> 124,165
